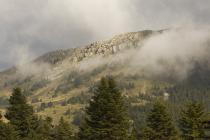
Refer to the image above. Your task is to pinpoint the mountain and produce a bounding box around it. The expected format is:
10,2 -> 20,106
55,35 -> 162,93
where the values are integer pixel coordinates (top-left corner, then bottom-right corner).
0,29 -> 210,129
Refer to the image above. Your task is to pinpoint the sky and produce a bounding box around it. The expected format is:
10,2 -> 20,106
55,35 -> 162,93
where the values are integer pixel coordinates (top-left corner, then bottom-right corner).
0,0 -> 210,70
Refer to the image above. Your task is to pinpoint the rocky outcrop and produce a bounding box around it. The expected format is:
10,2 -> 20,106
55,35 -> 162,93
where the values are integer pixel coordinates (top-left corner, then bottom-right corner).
34,30 -> 155,66
69,30 -> 154,63
0,30 -> 157,82
41,30 -> 156,81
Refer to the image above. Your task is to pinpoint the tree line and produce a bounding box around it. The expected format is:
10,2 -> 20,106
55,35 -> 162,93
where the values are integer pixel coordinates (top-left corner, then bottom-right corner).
0,77 -> 210,140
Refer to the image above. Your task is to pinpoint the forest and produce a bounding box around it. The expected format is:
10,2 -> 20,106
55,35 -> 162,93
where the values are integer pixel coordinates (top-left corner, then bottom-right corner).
0,76 -> 210,140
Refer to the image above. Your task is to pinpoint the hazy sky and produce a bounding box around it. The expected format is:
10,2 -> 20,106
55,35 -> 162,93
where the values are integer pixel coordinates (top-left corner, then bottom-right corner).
0,0 -> 210,70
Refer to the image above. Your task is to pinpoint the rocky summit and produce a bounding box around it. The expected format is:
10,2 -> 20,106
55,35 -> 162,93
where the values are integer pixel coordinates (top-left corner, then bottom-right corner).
36,30 -> 155,65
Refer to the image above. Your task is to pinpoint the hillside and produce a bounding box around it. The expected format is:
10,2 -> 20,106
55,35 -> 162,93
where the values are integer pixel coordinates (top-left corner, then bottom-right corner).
0,29 -> 210,130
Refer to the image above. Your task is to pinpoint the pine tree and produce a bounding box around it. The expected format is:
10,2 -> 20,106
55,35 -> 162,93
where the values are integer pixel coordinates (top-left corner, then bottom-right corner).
52,117 -> 74,140
179,101 -> 207,139
0,111 -> 19,140
142,101 -> 178,140
0,121 -> 19,140
5,88 -> 39,138
78,77 -> 133,140
34,116 -> 54,140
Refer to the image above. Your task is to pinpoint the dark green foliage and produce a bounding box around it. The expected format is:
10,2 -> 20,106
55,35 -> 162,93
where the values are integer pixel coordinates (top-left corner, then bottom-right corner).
168,85 -> 210,114
33,116 -> 54,140
0,121 -> 19,140
142,101 -> 178,140
168,62 -> 210,113
5,88 -> 39,138
78,77 -> 133,140
179,101 -> 207,139
128,83 -> 169,134
128,102 -> 152,132
52,117 -> 74,140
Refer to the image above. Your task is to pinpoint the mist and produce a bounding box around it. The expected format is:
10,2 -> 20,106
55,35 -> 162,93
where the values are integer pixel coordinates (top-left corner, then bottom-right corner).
0,0 -> 210,70
131,27 -> 210,80
11,46 -> 51,77
74,27 -> 210,81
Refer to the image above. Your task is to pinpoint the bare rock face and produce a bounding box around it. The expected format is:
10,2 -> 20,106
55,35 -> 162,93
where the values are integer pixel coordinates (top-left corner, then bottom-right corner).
68,30 -> 154,63
33,30 -> 155,66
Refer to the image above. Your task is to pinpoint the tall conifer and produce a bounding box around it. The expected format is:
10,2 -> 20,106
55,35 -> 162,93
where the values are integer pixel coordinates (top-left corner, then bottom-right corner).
78,77 -> 133,140
5,88 -> 38,138
142,101 -> 178,140
53,117 -> 74,140
179,101 -> 207,139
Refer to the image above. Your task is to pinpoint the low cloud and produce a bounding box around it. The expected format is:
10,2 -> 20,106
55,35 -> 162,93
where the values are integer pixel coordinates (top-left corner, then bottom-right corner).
0,0 -> 210,70
7,27 -> 210,82
131,27 -> 210,80
75,27 -> 210,81
11,46 -> 50,76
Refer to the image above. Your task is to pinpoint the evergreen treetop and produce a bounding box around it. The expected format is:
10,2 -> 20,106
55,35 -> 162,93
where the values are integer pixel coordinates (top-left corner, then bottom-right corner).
78,77 -> 133,140
5,88 -> 38,138
142,101 -> 178,140
179,101 -> 207,139
53,117 -> 74,140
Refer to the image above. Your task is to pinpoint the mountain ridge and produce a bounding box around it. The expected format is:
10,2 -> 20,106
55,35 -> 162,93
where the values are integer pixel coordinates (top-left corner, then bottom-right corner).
1,28 -> 209,127
0,29 -> 162,123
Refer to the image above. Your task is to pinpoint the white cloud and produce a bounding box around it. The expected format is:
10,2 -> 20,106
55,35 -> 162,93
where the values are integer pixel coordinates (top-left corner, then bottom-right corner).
0,0 -> 210,70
